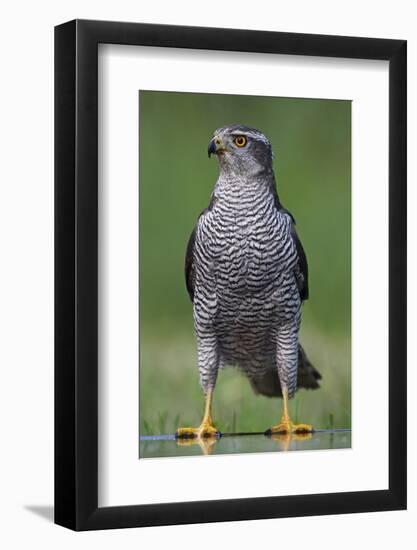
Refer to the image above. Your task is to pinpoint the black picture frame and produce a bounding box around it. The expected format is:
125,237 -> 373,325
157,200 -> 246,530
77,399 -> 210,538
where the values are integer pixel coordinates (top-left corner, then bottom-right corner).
55,19 -> 407,531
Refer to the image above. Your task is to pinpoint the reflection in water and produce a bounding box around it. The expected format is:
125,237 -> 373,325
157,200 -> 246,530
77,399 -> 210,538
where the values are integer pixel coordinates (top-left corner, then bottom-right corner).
175,432 -> 314,454
176,436 -> 219,456
268,432 -> 313,452
139,430 -> 351,459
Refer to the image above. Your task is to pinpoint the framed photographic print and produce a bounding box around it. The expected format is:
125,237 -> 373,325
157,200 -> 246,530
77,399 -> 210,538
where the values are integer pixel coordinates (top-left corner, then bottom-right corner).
55,19 -> 406,530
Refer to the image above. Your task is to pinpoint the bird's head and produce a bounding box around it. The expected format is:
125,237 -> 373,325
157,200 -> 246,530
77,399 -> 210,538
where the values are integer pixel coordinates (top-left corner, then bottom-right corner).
208,125 -> 273,178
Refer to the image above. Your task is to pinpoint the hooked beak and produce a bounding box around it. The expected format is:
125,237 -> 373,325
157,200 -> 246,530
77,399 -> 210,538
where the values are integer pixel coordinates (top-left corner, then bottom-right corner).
208,136 -> 227,158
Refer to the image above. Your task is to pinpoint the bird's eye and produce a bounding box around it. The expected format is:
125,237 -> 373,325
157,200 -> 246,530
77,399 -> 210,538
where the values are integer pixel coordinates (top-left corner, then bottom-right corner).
233,135 -> 247,148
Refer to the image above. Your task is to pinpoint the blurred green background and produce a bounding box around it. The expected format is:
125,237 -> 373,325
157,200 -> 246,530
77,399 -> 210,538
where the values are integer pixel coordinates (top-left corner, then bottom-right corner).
139,91 -> 351,447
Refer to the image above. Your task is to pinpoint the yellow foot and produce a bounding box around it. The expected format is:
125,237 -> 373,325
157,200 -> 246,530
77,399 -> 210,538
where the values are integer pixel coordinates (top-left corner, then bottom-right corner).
175,422 -> 221,440
265,420 -> 313,436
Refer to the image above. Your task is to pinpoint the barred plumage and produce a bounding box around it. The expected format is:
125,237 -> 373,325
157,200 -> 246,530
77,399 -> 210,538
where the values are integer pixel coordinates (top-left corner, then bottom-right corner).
177,125 -> 320,439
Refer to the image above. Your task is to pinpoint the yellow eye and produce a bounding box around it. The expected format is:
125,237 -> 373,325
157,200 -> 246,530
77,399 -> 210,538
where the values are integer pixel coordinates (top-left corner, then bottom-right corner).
233,135 -> 247,147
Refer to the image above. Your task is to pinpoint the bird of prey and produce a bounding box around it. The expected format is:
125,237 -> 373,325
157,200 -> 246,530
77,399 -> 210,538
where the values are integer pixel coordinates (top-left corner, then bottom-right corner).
176,125 -> 321,439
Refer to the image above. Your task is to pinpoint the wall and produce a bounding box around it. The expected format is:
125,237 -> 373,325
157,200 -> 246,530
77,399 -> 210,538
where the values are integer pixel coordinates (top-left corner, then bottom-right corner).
0,1 -> 415,548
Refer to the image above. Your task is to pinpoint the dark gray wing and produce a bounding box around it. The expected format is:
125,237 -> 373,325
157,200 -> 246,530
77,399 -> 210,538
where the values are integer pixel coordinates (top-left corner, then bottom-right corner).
270,182 -> 309,301
185,225 -> 197,302
185,194 -> 217,303
289,221 -> 309,301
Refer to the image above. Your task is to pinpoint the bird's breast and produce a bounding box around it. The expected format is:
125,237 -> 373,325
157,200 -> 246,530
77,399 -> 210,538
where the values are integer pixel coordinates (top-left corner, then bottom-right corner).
207,206 -> 285,295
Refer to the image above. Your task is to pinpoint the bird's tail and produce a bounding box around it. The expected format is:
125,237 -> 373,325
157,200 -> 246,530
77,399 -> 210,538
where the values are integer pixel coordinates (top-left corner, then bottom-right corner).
249,345 -> 321,398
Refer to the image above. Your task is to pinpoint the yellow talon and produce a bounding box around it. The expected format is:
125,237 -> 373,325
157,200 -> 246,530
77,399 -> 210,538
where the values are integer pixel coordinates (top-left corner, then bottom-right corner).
265,388 -> 313,436
175,389 -> 221,440
266,421 -> 313,435
176,422 -> 220,439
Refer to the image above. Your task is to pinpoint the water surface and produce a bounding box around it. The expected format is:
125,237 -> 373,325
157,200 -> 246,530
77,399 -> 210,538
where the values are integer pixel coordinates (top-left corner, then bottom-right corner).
140,429 -> 351,458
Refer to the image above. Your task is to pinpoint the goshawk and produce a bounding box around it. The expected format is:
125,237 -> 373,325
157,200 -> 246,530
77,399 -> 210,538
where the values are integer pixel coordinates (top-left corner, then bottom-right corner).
176,125 -> 321,439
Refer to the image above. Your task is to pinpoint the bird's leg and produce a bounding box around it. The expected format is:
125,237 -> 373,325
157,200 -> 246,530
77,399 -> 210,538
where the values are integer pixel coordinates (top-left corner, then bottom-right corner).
266,323 -> 313,436
176,389 -> 220,439
176,330 -> 220,439
266,387 -> 313,435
